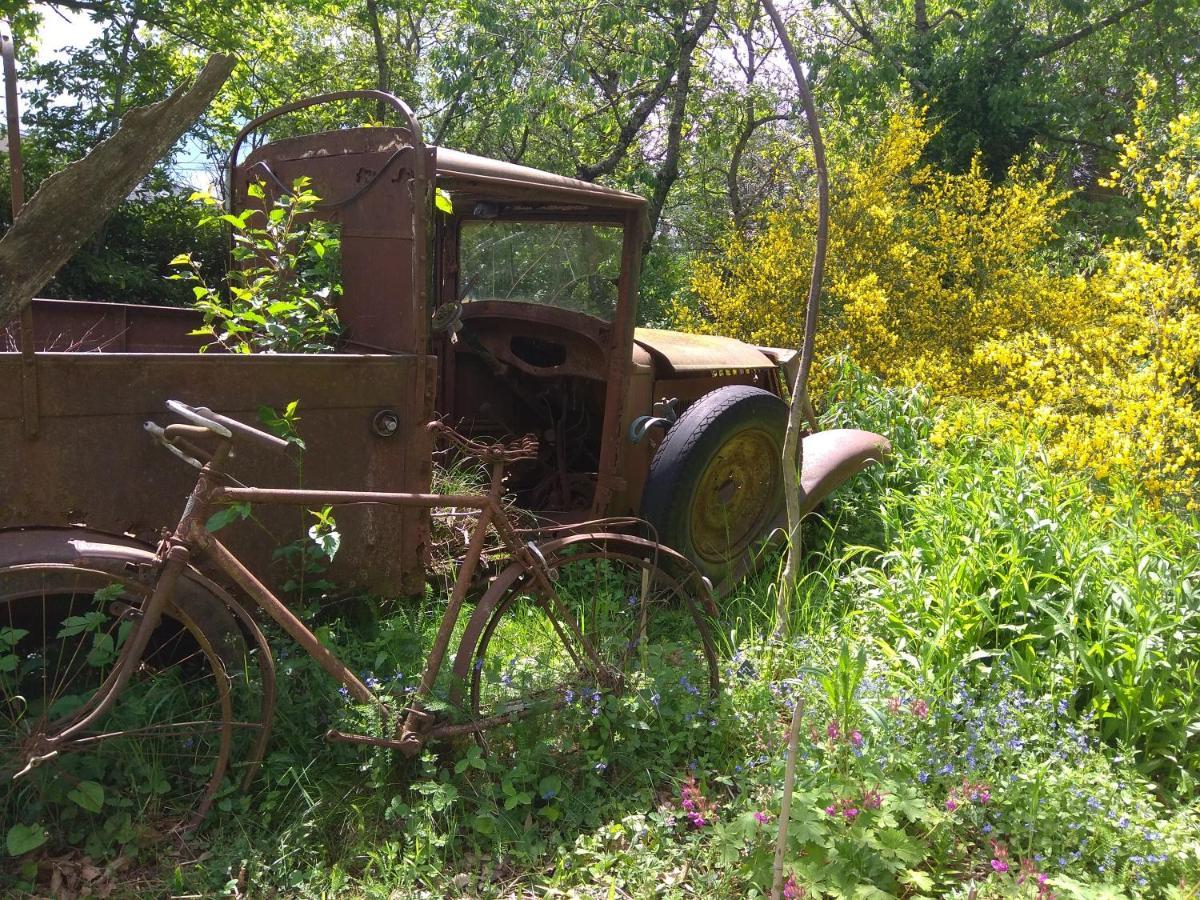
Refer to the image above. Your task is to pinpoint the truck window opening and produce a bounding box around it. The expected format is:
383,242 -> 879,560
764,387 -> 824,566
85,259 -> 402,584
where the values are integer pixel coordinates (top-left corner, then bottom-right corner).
459,220 -> 622,321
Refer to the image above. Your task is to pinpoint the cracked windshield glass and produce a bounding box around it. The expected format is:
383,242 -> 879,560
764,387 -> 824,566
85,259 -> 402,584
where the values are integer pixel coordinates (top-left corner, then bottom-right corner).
459,220 -> 623,320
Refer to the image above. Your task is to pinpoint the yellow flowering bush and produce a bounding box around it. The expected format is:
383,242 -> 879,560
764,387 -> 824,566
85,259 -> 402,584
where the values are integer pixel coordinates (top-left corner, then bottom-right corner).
678,95 -> 1200,508
677,110 -> 1075,396
977,81 -> 1199,506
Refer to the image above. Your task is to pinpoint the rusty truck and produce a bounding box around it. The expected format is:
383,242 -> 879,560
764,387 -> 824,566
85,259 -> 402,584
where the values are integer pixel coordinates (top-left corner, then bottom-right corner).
0,90 -> 888,597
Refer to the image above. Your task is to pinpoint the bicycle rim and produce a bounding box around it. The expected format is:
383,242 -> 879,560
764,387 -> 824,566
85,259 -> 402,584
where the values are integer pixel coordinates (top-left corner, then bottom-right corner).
0,564 -> 248,853
464,548 -> 719,737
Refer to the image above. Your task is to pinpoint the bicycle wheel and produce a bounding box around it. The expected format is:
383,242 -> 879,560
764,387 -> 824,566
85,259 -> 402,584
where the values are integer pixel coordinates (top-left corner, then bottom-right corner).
1,563 -> 255,854
450,536 -> 719,736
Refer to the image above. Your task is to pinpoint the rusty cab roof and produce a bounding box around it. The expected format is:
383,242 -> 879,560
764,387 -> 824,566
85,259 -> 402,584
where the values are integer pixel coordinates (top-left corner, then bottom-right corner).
435,146 -> 645,212
241,126 -> 645,212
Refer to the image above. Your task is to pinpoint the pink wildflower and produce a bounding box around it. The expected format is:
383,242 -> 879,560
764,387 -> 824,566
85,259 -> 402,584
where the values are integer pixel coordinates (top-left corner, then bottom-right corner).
945,798 -> 958,812
678,775 -> 716,828
910,698 -> 930,720
991,859 -> 1009,873
783,875 -> 802,899
861,788 -> 883,810
887,696 -> 903,715
754,811 -> 771,824
850,730 -> 863,747
824,805 -> 837,816
843,807 -> 859,820
826,720 -> 840,741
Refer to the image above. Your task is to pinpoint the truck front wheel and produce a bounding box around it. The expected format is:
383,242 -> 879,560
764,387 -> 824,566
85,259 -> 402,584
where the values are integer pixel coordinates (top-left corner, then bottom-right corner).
639,385 -> 788,588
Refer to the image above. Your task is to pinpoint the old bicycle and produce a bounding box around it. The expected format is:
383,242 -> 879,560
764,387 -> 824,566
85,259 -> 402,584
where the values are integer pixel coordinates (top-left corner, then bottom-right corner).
2,400 -> 719,848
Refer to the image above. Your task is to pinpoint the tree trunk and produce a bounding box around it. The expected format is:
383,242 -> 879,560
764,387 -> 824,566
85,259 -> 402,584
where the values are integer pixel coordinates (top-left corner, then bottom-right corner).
0,54 -> 236,324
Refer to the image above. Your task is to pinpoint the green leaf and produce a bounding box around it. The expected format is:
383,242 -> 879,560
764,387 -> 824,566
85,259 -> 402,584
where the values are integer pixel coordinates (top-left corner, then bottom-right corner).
0,627 -> 28,648
6,823 -> 47,856
57,611 -> 107,638
435,187 -> 454,214
206,502 -> 253,533
86,633 -> 116,668
900,869 -> 934,892
68,781 -> 105,813
169,253 -> 193,266
308,523 -> 340,560
472,813 -> 496,835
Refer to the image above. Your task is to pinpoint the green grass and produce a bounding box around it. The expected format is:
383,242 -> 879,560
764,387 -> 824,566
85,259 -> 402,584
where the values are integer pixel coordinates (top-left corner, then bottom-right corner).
7,364 -> 1200,897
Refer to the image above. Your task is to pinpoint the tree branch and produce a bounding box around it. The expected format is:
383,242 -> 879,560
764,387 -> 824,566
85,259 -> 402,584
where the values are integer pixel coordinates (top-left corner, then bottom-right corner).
728,113 -> 791,230
0,54 -> 236,323
1031,0 -> 1153,59
642,44 -> 694,254
576,0 -> 717,183
826,0 -> 929,92
761,0 -> 827,603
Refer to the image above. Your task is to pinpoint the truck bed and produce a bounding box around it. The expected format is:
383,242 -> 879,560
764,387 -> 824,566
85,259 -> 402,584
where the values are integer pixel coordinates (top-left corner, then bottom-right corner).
2,299 -> 435,596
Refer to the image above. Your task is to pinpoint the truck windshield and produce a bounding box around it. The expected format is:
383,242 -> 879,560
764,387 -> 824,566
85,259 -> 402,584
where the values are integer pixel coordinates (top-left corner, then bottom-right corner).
459,220 -> 623,321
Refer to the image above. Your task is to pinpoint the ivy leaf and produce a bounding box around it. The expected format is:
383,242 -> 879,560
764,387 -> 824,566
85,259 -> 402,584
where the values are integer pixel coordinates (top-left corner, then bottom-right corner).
435,187 -> 454,214
6,823 -> 47,857
67,781 -> 105,813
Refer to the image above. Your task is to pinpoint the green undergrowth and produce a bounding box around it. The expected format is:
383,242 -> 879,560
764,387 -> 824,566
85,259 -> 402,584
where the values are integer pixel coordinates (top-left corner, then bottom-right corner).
14,366 -> 1200,897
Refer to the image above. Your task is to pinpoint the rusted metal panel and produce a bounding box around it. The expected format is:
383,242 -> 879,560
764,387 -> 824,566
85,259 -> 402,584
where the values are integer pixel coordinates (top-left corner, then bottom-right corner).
234,127 -> 429,357
436,148 -> 645,209
0,352 -> 434,595
633,328 -> 776,375
22,298 -> 207,353
798,429 -> 891,514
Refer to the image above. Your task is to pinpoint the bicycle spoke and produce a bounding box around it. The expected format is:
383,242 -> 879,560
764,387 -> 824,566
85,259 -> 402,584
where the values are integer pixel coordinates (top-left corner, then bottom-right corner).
1,564 -> 256,854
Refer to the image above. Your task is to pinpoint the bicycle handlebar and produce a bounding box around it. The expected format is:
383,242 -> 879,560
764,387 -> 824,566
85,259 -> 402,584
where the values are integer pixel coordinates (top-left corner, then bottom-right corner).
165,400 -> 232,437
192,406 -> 292,453
150,400 -> 293,457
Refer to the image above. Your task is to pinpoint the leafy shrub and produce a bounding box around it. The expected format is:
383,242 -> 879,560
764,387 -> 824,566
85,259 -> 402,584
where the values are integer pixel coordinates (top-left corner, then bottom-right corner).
976,79 -> 1200,509
677,109 -> 1073,397
678,99 -> 1200,509
815,366 -> 1200,788
172,177 -> 342,353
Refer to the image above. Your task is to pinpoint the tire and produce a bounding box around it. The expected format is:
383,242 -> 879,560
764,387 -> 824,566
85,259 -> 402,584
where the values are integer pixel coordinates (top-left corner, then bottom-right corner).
448,537 -> 719,752
640,385 -> 788,586
0,558 -> 264,856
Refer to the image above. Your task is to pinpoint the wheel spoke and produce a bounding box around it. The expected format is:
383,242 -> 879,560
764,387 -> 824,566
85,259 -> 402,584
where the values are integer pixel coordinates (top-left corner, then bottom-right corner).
461,546 -> 719,749
1,563 -> 260,856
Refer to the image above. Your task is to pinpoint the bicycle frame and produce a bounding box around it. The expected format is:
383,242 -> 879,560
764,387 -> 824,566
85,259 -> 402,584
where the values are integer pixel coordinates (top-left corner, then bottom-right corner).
22,429 -> 610,774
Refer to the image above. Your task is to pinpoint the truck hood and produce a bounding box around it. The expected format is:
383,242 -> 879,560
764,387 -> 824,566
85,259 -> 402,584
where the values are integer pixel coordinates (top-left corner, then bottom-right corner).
632,328 -> 775,375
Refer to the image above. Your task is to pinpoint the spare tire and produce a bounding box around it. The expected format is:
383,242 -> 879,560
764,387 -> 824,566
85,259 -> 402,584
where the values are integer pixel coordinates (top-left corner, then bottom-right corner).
639,385 -> 788,587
